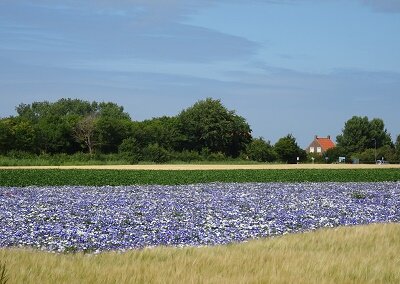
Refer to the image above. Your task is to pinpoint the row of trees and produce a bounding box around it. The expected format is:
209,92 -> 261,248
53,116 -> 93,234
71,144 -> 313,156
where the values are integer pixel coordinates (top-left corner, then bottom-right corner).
1,98 -> 398,163
0,100 -> 132,155
0,98 -> 306,163
326,116 -> 400,163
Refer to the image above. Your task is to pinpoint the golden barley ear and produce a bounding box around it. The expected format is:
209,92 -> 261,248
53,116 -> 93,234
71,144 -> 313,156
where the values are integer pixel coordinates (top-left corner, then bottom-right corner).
0,261 -> 9,284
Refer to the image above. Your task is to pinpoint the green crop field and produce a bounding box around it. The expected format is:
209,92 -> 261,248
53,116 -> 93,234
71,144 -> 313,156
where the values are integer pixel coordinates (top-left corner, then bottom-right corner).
1,168 -> 400,186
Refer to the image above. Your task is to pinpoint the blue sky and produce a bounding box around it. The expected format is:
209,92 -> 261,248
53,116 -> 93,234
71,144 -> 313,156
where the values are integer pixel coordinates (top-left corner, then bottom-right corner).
1,0 -> 399,147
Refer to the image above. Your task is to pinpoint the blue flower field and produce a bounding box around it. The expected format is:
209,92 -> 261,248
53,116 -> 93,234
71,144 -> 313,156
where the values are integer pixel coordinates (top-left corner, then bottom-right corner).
1,182 -> 399,253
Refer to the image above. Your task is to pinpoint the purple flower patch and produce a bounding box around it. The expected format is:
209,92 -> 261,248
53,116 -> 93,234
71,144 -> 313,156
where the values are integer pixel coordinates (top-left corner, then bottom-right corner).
0,182 -> 399,252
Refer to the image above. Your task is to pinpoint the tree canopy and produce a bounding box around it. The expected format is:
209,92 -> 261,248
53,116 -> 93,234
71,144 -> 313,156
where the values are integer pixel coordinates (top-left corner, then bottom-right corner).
1,99 -> 398,164
274,134 -> 307,164
0,98 -> 254,161
177,98 -> 252,157
245,138 -> 276,162
336,116 -> 392,154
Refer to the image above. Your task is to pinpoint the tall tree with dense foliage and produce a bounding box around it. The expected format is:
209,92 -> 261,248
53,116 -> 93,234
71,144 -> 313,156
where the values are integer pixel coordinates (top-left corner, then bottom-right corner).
246,138 -> 276,162
95,102 -> 132,153
395,134 -> 400,161
336,116 -> 392,154
12,118 -> 37,153
0,118 -> 14,154
130,116 -> 182,151
177,98 -> 252,157
274,134 -> 306,163
118,137 -> 142,164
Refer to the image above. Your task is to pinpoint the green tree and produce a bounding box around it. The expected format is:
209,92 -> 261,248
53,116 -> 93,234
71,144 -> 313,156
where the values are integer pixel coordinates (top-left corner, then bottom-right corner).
15,99 -> 97,154
246,138 -> 277,162
131,116 -> 183,151
95,102 -> 132,153
40,99 -> 96,153
12,119 -> 37,153
0,118 -> 14,154
376,145 -> 396,162
336,116 -> 392,154
12,99 -> 132,154
177,98 -> 251,157
16,99 -> 96,120
142,143 -> 170,163
358,148 -> 376,164
395,134 -> 400,161
325,146 -> 349,163
118,137 -> 142,164
35,114 -> 79,154
274,134 -> 306,163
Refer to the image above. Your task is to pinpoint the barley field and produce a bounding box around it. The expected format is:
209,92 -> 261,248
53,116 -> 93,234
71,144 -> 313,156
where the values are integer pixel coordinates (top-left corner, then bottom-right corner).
1,223 -> 399,284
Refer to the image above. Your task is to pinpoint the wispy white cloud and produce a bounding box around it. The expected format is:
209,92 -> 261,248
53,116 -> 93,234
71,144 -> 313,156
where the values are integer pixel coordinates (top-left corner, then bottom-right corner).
0,0 -> 259,63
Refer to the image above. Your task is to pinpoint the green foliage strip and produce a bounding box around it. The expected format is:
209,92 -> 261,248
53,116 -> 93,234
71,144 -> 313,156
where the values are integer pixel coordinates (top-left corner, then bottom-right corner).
0,169 -> 399,186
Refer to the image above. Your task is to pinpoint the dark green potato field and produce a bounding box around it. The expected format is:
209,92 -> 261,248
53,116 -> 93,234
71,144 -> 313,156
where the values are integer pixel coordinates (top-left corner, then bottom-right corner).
1,169 -> 400,186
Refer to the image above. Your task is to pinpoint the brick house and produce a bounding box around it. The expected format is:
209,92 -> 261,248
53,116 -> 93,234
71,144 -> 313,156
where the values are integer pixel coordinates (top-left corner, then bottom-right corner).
306,135 -> 335,155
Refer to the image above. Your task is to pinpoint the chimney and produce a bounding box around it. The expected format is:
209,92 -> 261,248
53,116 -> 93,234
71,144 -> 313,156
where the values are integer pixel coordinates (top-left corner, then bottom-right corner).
327,135 -> 331,139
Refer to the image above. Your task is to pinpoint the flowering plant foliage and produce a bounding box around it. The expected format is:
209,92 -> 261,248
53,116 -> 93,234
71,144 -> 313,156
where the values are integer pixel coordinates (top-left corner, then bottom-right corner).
1,183 -> 399,253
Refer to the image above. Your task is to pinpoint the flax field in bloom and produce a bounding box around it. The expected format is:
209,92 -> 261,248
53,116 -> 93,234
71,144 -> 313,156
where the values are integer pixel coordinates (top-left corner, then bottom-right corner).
1,182 -> 399,253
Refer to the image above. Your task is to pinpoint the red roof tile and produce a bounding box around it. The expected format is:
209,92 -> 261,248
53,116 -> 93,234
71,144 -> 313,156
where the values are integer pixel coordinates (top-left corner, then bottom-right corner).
317,138 -> 335,151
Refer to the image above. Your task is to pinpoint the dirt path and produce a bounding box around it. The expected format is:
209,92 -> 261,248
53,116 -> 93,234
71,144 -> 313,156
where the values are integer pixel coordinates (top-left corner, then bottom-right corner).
1,164 -> 400,170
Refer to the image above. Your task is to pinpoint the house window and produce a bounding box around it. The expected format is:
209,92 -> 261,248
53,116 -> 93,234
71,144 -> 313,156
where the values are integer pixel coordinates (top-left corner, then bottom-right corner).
317,147 -> 322,153
310,147 -> 315,153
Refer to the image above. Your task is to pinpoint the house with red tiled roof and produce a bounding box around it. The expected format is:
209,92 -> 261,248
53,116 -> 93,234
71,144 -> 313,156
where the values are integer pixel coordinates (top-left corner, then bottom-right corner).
306,135 -> 335,155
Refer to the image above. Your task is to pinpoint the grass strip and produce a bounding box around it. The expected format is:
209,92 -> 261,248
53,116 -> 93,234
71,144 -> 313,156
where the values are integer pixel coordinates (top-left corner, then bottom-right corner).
1,169 -> 400,186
